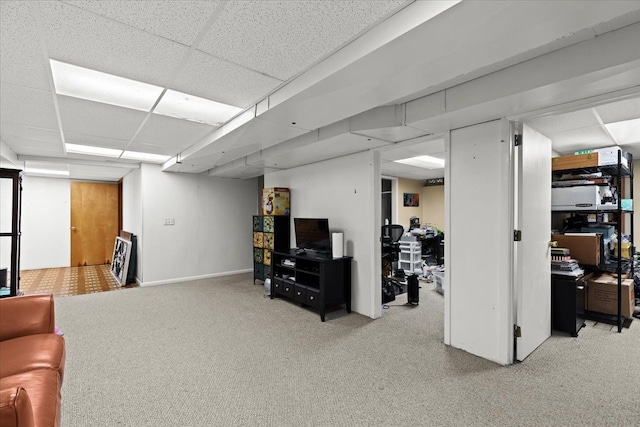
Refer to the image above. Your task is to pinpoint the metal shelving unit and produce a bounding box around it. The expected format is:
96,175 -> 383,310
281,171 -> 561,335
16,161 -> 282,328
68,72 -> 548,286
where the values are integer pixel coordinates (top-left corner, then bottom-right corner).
551,150 -> 634,332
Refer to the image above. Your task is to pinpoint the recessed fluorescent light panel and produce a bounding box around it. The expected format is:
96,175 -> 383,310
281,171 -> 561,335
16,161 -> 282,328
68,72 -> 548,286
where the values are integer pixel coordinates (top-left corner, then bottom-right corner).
121,151 -> 171,163
50,60 -> 243,127
395,154 -> 445,169
25,168 -> 70,176
50,59 -> 163,112
65,143 -> 122,158
24,162 -> 70,177
154,90 -> 243,126
604,118 -> 640,145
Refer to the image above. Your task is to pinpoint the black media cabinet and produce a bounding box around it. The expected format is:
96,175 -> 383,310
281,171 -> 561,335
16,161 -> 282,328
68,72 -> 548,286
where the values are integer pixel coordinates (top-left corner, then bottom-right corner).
270,250 -> 352,322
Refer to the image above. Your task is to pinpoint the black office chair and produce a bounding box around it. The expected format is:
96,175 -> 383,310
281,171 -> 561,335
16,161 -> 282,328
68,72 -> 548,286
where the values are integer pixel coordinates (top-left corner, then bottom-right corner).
381,224 -> 404,302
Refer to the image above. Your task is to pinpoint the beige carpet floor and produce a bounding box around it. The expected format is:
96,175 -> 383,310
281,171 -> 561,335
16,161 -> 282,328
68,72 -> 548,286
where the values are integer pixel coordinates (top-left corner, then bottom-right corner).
54,273 -> 639,426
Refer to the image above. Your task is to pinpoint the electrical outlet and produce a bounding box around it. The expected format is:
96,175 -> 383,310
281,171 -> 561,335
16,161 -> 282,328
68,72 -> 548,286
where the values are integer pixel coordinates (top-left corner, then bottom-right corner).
163,218 -> 175,226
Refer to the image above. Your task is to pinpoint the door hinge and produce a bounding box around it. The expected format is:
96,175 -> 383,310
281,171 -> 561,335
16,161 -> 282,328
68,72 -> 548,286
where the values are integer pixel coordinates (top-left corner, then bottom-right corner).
514,325 -> 522,338
514,134 -> 522,146
514,230 -> 522,241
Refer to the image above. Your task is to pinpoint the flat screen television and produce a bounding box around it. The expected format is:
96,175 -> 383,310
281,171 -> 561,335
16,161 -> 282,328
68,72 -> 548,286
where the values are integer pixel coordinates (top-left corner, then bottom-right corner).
294,218 -> 331,254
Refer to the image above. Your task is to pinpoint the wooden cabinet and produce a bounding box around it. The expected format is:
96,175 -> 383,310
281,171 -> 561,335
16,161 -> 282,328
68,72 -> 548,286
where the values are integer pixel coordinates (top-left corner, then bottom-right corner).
271,250 -> 352,322
252,215 -> 289,283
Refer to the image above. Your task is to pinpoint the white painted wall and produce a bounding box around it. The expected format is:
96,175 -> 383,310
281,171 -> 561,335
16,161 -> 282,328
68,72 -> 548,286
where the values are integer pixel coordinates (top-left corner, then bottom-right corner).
137,164 -> 259,285
20,176 -> 70,270
397,177 -> 423,226
264,151 -> 380,319
122,168 -> 142,282
447,119 -> 513,365
1,174 -> 69,270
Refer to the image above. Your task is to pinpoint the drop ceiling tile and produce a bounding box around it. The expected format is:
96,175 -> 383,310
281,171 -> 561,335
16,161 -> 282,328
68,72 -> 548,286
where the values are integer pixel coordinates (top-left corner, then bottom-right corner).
525,109 -> 601,137
0,83 -> 59,129
57,96 -> 147,142
62,0 -> 221,46
172,50 -> 283,109
134,114 -> 216,150
0,1 -> 51,91
41,1 -> 189,87
548,126 -> 615,155
0,123 -> 61,142
594,96 -> 640,124
2,135 -> 64,157
198,0 -> 408,80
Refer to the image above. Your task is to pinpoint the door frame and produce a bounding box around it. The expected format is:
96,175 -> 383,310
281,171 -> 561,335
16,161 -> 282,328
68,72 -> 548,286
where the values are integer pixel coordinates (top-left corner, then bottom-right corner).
381,175 -> 398,226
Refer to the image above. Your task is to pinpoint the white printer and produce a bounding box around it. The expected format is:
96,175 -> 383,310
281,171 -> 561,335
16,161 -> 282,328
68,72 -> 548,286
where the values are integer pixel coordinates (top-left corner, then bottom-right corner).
551,185 -> 617,211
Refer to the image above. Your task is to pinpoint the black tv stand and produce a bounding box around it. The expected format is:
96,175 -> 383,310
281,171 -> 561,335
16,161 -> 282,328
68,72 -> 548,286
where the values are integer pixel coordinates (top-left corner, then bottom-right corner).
271,250 -> 352,321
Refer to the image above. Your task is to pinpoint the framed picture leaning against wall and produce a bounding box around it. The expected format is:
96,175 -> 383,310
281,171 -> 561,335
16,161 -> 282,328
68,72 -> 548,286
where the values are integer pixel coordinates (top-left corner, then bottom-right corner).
110,236 -> 132,285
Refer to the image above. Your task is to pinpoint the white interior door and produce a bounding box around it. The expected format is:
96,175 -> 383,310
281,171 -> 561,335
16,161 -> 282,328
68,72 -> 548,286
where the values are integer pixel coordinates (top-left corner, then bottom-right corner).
515,123 -> 552,361
448,119 -> 514,365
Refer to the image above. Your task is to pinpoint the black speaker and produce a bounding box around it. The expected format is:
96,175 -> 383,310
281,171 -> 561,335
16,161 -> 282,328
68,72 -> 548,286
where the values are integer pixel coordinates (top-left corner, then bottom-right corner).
407,274 -> 419,305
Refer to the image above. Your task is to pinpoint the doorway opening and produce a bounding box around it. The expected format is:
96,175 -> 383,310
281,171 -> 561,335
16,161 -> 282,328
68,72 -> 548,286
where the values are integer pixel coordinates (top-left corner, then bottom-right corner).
376,136 -> 447,318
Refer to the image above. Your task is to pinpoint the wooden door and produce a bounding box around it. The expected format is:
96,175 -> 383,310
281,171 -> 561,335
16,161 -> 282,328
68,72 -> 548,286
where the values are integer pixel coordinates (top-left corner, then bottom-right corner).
70,182 -> 119,266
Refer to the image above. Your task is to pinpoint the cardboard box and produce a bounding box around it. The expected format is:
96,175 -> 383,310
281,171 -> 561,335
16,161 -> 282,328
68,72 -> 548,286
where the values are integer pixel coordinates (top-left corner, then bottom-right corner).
262,187 -> 290,216
551,233 -> 601,266
551,152 -> 599,171
586,273 -> 635,318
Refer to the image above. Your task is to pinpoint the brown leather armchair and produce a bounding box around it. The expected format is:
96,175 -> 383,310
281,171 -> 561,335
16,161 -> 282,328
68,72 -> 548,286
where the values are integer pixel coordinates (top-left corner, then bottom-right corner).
0,294 -> 65,427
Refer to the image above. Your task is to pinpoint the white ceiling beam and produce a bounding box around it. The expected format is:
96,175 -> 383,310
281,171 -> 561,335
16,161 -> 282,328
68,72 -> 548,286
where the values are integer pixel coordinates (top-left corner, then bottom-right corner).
406,22 -> 640,134
0,141 -> 20,167
266,0 -> 461,113
168,0 -> 459,171
17,155 -> 140,169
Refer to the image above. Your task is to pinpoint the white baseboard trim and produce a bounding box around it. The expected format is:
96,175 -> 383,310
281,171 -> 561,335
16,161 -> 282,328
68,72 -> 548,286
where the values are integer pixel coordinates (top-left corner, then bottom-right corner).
138,269 -> 253,287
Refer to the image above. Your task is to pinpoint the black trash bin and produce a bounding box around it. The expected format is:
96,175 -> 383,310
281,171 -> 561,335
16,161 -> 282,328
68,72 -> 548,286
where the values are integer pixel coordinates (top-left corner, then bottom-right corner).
407,274 -> 419,305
